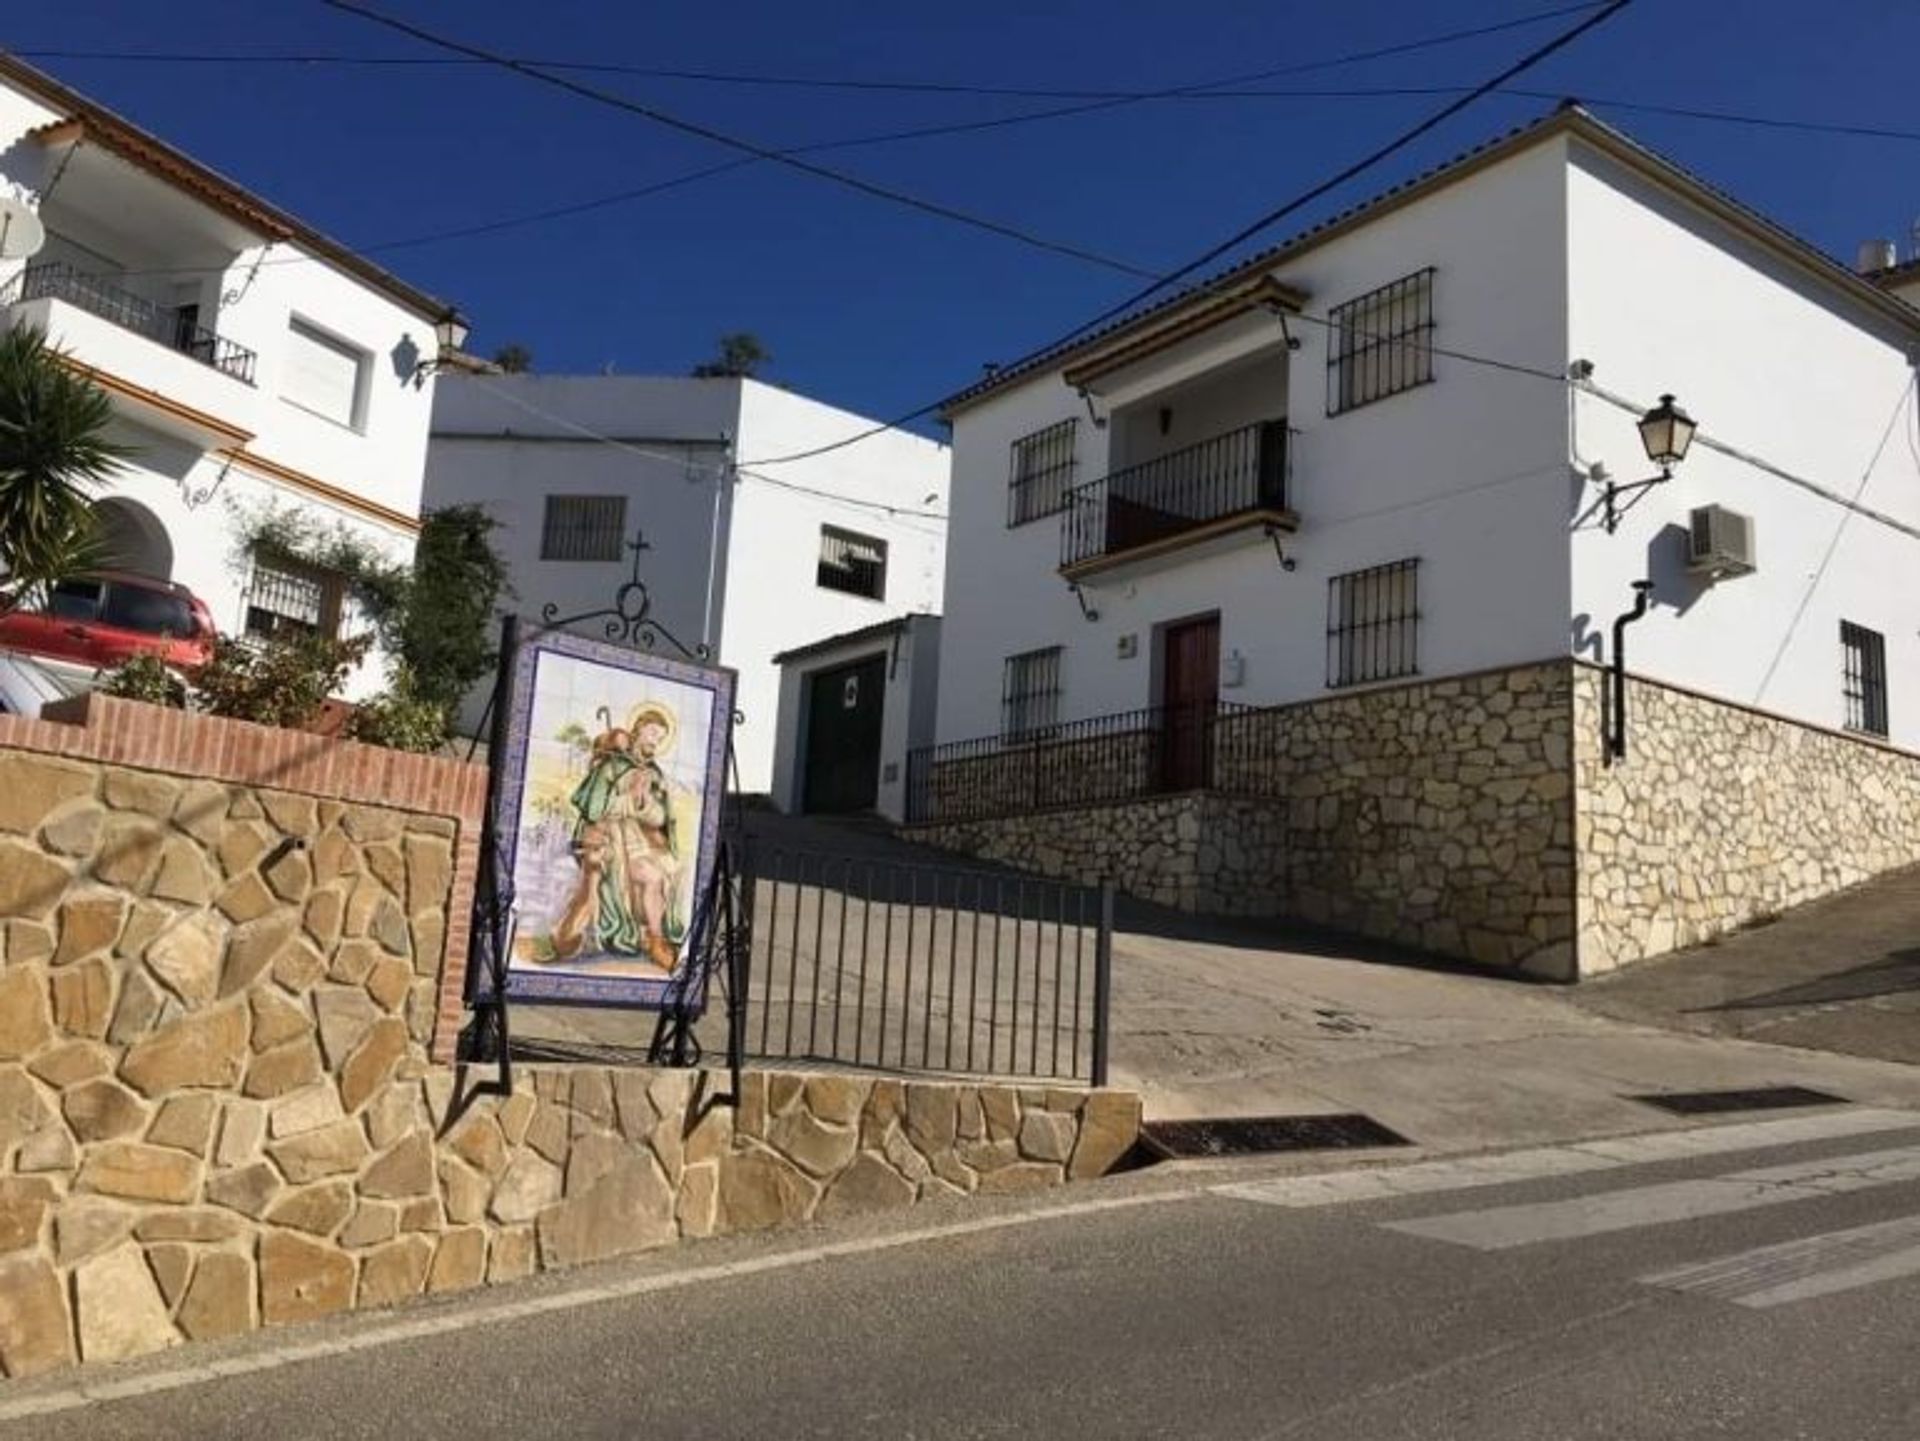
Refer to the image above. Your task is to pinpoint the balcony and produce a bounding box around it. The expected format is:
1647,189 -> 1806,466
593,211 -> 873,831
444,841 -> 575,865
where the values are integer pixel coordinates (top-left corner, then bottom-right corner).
8,263 -> 256,384
1060,420 -> 1297,578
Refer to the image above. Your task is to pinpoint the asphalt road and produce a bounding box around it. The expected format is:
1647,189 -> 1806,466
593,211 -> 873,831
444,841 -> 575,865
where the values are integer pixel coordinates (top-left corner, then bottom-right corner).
12,1106 -> 1920,1439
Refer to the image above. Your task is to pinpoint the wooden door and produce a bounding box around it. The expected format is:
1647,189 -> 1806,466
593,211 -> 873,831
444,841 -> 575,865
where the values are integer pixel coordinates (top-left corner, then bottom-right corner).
1160,617 -> 1219,792
802,654 -> 888,813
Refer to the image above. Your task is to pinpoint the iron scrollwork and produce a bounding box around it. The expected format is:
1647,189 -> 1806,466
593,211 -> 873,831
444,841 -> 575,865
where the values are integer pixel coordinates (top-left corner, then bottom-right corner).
538,528 -> 711,662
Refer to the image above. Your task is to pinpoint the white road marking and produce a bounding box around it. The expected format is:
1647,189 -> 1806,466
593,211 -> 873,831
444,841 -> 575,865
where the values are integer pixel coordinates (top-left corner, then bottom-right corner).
1383,1142 -> 1920,1251
1641,1213 -> 1920,1308
1214,1108 -> 1920,1210
0,1188 -> 1196,1425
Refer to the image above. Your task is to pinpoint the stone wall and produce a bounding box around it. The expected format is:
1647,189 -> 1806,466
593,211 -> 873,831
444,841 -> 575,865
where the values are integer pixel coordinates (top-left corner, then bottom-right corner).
0,701 -> 1141,1379
1573,665 -> 1920,973
913,664 -> 1578,978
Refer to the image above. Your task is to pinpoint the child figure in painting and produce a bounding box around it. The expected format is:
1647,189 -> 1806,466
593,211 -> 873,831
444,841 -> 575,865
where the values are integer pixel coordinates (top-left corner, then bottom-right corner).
549,701 -> 693,972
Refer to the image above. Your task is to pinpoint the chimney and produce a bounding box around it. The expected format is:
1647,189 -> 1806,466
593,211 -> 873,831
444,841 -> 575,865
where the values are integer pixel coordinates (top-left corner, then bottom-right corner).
1856,238 -> 1898,274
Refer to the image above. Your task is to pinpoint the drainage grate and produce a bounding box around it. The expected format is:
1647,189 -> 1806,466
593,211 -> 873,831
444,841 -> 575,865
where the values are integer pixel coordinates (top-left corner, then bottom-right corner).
1630,1086 -> 1850,1117
1142,1113 -> 1412,1159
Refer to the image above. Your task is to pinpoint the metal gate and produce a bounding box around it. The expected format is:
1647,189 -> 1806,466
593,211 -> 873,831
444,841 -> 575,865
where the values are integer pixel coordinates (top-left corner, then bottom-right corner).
737,847 -> 1113,1085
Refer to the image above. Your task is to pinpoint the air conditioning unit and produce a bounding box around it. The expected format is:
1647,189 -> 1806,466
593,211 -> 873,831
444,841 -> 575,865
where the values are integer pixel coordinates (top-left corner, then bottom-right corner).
1687,504 -> 1755,578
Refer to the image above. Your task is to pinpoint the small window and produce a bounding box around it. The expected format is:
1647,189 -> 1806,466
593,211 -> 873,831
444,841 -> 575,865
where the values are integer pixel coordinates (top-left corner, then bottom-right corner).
1327,559 -> 1420,688
817,526 -> 887,600
1842,621 -> 1888,737
282,317 -> 369,429
1002,647 -> 1062,741
1008,418 -> 1078,526
540,494 -> 628,562
244,555 -> 342,641
1327,269 -> 1435,415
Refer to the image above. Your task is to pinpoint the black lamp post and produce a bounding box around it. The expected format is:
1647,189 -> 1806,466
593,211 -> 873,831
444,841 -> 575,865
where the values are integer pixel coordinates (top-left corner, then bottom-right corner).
1605,393 -> 1697,533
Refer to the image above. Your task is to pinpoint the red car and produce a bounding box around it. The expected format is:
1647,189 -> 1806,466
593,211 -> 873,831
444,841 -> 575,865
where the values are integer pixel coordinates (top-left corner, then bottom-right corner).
0,571 -> 217,671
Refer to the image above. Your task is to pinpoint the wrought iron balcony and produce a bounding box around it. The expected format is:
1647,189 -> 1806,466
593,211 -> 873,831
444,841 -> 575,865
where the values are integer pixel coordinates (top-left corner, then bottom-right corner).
7,262 -> 258,385
1060,420 -> 1295,574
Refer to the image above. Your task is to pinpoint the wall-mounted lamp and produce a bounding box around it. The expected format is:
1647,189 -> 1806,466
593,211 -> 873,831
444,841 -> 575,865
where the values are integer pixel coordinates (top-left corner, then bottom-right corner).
411,311 -> 472,387
1604,393 -> 1696,534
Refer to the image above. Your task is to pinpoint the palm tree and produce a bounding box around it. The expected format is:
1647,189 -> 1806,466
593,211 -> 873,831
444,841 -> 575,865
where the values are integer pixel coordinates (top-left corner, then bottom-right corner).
0,324 -> 129,614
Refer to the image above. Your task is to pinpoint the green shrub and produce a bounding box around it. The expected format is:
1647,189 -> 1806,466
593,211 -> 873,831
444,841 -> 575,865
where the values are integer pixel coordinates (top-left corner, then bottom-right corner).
100,652 -> 189,709
194,632 -> 370,730
345,682 -> 450,754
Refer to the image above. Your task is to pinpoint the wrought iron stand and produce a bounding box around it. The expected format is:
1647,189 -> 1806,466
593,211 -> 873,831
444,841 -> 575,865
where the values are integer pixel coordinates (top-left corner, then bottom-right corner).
461,528 -> 747,1100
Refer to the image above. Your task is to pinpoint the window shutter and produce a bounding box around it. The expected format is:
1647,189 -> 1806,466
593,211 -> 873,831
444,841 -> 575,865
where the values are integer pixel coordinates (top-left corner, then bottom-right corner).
283,319 -> 364,427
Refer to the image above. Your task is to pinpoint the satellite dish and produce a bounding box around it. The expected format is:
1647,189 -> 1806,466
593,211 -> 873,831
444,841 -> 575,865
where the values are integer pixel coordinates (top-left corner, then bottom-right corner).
0,197 -> 46,261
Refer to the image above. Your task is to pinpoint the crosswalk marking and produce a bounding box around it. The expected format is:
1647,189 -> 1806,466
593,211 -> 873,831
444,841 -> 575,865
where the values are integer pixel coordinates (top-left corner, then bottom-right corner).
1214,1108 -> 1920,1210
1641,1214 -> 1920,1308
1382,1142 -> 1920,1251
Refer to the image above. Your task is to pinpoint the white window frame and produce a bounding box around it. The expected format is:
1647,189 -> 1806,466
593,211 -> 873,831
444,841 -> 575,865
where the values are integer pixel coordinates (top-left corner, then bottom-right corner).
282,315 -> 372,432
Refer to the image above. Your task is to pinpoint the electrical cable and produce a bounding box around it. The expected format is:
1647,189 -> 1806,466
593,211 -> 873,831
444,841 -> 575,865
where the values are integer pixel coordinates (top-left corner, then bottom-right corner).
1748,373 -> 1917,706
736,2 -> 1633,465
314,1 -> 1157,281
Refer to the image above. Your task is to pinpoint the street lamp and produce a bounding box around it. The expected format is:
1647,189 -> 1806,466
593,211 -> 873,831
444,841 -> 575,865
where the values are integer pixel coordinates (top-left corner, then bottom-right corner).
1605,392 -> 1697,534
410,311 -> 471,387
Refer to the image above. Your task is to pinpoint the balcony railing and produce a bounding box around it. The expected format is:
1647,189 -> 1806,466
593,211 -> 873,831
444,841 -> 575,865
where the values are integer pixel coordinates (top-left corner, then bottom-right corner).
6,263 -> 258,385
905,700 -> 1284,825
1060,420 -> 1292,571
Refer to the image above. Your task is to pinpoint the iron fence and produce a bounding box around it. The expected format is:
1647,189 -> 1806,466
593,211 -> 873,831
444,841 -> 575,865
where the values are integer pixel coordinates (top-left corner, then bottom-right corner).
905,699 -> 1284,825
1062,421 -> 1290,570
737,848 -> 1113,1084
7,262 -> 258,384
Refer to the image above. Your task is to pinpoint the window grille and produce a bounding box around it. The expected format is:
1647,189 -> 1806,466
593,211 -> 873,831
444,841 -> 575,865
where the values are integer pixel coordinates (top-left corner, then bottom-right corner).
244,555 -> 341,640
1842,621 -> 1888,737
1002,647 -> 1063,740
540,494 -> 627,562
817,525 -> 888,600
1008,418 -> 1078,526
1327,268 -> 1436,415
1327,559 -> 1420,688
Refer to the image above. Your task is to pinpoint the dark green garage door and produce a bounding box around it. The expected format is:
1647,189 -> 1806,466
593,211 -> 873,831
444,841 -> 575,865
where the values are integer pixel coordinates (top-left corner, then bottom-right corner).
802,653 -> 887,813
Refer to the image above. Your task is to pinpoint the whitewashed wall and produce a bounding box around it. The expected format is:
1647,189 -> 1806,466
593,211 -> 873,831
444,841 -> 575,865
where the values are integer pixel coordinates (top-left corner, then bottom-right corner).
723,380 -> 948,791
1566,141 -> 1920,747
936,139 -> 1574,743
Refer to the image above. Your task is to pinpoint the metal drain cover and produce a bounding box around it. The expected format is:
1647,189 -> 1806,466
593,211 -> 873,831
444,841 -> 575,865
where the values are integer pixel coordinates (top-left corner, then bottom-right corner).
1630,1086 -> 1849,1117
1143,1113 -> 1412,1158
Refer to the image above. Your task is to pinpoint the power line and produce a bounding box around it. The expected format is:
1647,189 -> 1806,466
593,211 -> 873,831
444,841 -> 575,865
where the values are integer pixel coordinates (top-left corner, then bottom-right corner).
316,1 -> 1158,281
11,5 -> 1610,90
738,2 -> 1634,466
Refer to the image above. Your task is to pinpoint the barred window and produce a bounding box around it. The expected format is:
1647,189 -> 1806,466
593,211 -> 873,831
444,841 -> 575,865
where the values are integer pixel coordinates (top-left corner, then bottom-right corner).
1327,559 -> 1420,688
1327,268 -> 1435,415
1842,621 -> 1888,737
1008,418 -> 1078,526
244,554 -> 342,641
817,525 -> 888,600
1002,647 -> 1062,740
540,494 -> 627,562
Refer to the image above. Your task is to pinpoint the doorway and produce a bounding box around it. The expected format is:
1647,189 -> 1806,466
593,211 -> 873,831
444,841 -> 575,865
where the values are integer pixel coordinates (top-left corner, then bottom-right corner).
802,653 -> 888,814
1159,615 -> 1219,792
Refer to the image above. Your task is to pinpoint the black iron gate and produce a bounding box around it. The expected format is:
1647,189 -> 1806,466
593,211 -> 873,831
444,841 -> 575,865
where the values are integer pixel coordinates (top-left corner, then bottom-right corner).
736,848 -> 1113,1085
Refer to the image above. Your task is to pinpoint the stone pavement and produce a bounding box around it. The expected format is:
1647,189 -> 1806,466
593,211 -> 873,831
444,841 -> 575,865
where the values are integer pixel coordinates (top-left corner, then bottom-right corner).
1570,862 -> 1920,1067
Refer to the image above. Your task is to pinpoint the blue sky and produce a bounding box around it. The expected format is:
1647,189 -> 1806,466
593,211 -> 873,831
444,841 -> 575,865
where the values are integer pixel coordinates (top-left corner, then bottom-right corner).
10,1 -> 1919,433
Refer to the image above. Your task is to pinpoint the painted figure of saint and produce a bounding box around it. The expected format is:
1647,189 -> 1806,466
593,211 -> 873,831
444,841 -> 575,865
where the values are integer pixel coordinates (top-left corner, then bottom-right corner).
548,701 -> 696,971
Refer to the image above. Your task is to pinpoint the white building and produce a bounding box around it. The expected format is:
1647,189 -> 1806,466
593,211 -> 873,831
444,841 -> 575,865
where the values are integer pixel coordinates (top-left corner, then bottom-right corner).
914,104 -> 1920,981
424,375 -> 949,793
769,614 -> 941,824
0,58 -> 461,696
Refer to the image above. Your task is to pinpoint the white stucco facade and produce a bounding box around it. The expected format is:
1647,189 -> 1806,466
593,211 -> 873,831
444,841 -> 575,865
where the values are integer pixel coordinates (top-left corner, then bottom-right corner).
935,112 -> 1920,756
0,60 -> 453,698
425,375 -> 949,793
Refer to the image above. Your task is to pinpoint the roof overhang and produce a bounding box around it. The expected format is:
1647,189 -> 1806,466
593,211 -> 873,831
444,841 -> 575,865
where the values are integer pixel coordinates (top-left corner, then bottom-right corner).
1061,276 -> 1306,395
30,116 -> 293,241
942,105 -> 1920,419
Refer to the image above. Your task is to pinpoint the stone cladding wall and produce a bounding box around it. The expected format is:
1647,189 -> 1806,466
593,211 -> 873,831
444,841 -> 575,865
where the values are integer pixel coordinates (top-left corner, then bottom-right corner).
914,663 -> 1578,978
1573,665 -> 1920,973
0,703 -> 1140,1378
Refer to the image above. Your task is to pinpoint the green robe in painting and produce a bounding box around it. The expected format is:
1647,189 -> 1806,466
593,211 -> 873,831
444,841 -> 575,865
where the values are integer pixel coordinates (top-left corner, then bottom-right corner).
567,750 -> 687,954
